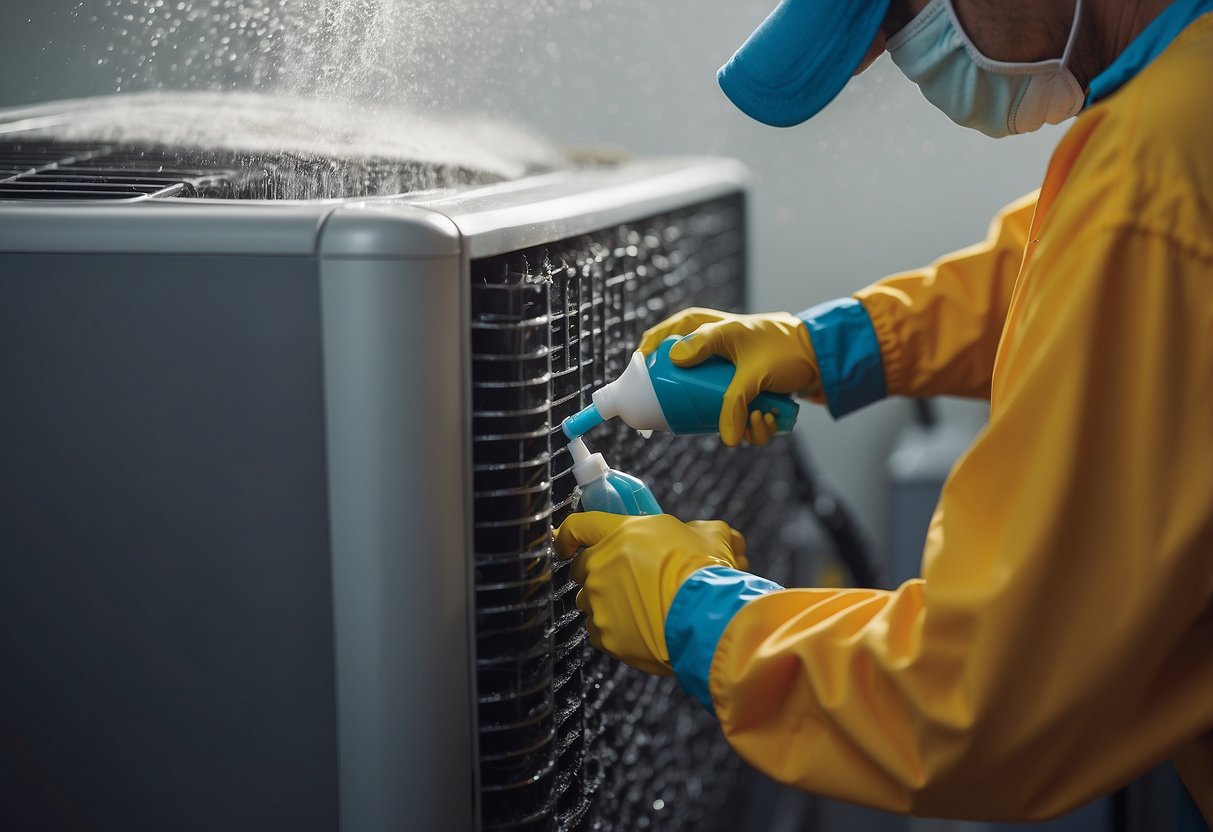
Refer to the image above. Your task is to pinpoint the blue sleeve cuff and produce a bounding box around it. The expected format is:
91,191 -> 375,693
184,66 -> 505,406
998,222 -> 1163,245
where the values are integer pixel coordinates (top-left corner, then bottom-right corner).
665,566 -> 783,716
797,298 -> 887,418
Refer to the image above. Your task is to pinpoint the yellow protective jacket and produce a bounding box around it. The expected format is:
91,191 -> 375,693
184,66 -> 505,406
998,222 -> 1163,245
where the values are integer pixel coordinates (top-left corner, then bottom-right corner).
669,12 -> 1213,823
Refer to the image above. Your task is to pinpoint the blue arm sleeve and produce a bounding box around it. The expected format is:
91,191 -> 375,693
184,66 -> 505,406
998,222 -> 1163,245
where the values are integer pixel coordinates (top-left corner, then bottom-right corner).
665,566 -> 783,715
798,298 -> 887,418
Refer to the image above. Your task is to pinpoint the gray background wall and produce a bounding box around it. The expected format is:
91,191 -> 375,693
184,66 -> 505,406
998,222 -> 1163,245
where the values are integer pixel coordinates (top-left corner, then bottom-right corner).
0,0 -> 1064,563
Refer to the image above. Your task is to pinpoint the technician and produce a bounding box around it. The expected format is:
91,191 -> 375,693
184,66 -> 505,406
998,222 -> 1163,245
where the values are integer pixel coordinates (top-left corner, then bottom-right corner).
555,0 -> 1213,822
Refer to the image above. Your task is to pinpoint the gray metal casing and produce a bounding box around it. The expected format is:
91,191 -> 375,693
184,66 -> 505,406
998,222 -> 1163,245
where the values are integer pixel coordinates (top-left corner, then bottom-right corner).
0,149 -> 748,832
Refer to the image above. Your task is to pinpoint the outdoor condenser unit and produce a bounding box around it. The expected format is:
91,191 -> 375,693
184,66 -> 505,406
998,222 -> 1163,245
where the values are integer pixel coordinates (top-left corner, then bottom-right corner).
0,98 -> 803,832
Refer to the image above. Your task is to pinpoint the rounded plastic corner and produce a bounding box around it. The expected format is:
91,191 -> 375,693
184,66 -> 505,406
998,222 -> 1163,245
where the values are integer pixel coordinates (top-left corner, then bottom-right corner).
319,203 -> 462,259
706,156 -> 752,191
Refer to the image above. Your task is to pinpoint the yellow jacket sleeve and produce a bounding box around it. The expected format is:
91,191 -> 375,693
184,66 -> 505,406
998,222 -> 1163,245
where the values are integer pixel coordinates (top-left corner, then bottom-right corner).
705,216 -> 1213,820
853,192 -> 1037,400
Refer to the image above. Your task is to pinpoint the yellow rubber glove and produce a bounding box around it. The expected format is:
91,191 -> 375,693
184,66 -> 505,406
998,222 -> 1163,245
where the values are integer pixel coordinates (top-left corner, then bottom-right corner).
553,513 -> 749,676
637,308 -> 822,447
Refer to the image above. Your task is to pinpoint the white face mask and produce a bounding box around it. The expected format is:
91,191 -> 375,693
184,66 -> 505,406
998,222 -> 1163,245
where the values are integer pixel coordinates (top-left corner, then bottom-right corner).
888,0 -> 1085,137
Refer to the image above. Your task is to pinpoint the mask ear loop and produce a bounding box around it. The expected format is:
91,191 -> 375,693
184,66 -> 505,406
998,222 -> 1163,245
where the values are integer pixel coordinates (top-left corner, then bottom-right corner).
1011,0 -> 1085,133
1059,0 -> 1084,73
944,0 -> 1083,75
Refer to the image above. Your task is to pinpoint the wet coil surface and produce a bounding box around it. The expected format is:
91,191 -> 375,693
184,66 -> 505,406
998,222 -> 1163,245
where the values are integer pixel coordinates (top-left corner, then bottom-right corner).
471,194 -> 802,831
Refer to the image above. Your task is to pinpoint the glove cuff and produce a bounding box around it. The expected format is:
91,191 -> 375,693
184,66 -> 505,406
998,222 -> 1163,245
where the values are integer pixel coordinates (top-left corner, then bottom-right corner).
665,566 -> 783,714
796,298 -> 887,418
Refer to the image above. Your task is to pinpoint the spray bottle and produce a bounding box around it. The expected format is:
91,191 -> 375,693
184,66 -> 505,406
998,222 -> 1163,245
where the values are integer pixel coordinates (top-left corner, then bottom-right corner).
562,335 -> 799,440
568,436 -> 662,516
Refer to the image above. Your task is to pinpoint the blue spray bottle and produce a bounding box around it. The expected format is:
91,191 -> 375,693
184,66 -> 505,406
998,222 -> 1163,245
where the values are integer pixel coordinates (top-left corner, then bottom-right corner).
568,436 -> 662,516
562,335 -> 799,440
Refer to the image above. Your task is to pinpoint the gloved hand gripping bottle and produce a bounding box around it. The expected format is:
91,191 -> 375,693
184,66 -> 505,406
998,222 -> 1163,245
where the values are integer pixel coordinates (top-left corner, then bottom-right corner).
568,436 -> 662,516
562,335 -> 800,439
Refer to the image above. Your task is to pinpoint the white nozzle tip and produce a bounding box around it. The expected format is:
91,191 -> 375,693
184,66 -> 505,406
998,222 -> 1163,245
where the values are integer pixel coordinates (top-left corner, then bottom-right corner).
568,435 -> 609,485
568,436 -> 591,463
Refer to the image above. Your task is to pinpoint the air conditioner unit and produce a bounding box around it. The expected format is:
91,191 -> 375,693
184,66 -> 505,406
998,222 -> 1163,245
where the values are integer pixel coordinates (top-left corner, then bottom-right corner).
0,96 -> 802,832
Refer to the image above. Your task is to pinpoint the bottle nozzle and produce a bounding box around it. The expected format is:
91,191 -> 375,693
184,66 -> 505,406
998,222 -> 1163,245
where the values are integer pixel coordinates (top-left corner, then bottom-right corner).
568,436 -> 591,463
562,403 -> 605,439
567,434 -> 609,485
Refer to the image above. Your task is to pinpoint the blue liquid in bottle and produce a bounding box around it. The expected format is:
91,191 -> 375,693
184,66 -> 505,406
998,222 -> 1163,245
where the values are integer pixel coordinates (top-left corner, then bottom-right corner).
646,337 -> 799,435
561,336 -> 799,439
568,437 -> 661,516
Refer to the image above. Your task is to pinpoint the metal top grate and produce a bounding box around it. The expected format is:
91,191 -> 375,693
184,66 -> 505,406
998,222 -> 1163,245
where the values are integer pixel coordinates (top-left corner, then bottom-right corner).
0,139 -> 502,202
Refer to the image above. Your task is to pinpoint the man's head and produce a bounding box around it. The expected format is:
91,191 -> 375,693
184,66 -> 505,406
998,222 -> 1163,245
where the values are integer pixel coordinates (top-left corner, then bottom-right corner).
719,0 -> 1148,136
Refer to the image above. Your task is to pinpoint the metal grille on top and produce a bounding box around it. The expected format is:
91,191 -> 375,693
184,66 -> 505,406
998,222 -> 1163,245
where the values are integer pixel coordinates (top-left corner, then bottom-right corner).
471,195 -> 803,831
0,139 -> 499,201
